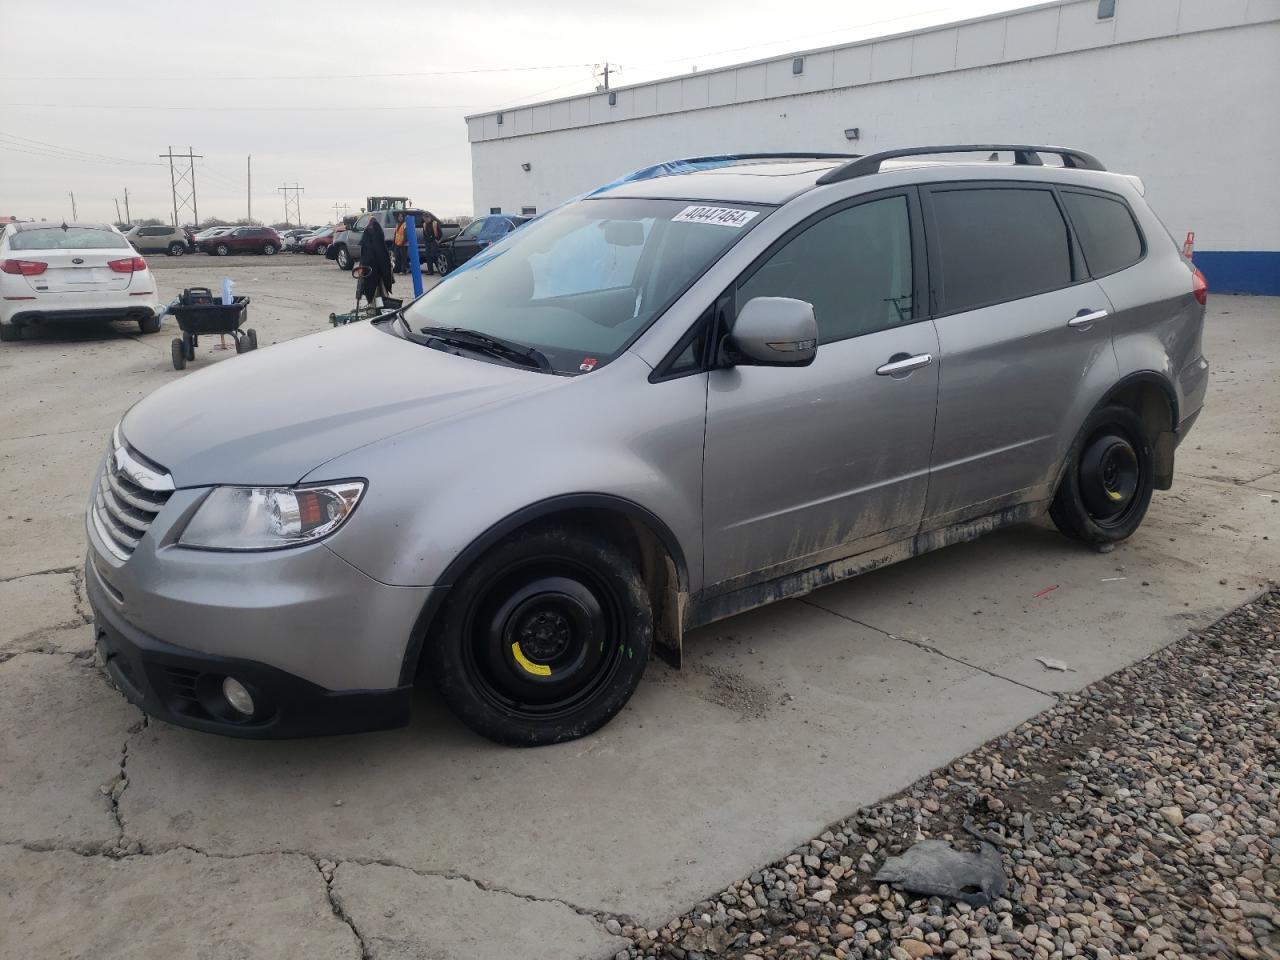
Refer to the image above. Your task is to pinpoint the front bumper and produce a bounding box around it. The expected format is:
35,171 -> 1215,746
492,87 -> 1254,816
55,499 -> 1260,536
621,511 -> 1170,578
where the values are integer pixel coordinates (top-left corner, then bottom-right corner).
89,564 -> 414,738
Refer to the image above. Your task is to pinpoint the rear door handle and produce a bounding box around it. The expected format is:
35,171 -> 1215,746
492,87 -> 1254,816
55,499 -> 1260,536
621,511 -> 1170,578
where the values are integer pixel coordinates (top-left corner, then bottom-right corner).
876,353 -> 933,376
1067,309 -> 1109,328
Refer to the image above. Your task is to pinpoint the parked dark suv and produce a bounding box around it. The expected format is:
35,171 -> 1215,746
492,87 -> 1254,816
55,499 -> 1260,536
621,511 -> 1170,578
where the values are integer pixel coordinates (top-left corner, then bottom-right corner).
200,226 -> 283,257
436,214 -> 530,274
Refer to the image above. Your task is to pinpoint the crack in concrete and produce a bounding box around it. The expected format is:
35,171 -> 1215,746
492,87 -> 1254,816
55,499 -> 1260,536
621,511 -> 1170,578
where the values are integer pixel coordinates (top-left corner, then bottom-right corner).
1,836 -> 626,926
801,599 -> 1057,699
0,425 -> 106,443
313,857 -> 371,960
0,564 -> 78,583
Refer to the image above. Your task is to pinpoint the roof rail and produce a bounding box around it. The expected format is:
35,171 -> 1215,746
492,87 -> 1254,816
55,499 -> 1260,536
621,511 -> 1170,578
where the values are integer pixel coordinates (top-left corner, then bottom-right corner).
815,144 -> 1105,184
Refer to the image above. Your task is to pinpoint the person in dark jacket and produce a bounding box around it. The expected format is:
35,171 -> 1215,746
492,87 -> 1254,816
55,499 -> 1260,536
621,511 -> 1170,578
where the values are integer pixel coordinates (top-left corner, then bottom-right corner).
422,212 -> 443,275
359,215 -> 394,306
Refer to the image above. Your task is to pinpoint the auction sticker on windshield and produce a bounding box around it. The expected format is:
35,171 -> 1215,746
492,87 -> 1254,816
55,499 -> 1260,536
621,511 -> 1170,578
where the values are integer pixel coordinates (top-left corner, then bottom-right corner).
671,205 -> 760,228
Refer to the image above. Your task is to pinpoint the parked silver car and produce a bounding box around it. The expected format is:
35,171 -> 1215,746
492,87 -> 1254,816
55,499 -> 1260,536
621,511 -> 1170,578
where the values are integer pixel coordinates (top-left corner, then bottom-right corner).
86,145 -> 1209,745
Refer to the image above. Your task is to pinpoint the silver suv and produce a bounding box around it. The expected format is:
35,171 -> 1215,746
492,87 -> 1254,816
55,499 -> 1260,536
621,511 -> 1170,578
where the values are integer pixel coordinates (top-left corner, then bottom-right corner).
86,145 -> 1209,745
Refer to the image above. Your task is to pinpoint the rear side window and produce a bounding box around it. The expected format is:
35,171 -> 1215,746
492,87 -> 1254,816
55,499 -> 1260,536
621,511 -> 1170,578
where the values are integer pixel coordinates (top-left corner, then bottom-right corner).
929,187 -> 1073,314
1062,191 -> 1143,277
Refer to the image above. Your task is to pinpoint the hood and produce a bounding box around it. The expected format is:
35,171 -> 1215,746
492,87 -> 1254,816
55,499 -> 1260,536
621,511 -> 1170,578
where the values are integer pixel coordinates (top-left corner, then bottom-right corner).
122,322 -> 556,487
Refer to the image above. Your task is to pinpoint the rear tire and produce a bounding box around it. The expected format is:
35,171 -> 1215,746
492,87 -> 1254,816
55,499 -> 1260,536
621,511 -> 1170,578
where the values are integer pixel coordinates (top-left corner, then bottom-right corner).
262,243 -> 277,255
171,338 -> 186,369
0,322 -> 22,342
138,314 -> 161,334
426,525 -> 652,746
1050,404 -> 1154,545
167,242 -> 185,257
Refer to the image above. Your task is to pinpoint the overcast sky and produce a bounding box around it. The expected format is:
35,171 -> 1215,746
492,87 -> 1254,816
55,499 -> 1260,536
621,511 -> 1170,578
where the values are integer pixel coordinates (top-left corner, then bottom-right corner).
0,0 -> 1028,225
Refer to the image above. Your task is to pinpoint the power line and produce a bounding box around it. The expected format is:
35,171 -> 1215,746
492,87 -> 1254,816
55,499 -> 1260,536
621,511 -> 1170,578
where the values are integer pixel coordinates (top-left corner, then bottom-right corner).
16,63 -> 594,82
1,102 -> 483,112
0,132 -> 163,166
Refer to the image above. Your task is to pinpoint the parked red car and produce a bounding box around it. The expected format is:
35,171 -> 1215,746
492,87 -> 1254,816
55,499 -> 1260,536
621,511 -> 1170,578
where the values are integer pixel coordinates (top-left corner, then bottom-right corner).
300,226 -> 336,255
199,226 -> 283,257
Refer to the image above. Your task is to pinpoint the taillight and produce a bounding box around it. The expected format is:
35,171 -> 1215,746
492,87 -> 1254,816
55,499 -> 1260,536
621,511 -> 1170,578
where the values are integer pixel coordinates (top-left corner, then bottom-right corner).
1,259 -> 48,276
108,256 -> 148,273
1192,265 -> 1208,306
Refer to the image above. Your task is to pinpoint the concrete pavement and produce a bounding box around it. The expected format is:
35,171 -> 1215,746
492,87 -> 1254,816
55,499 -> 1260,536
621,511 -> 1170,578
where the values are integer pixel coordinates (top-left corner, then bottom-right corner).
1,256 -> 1275,958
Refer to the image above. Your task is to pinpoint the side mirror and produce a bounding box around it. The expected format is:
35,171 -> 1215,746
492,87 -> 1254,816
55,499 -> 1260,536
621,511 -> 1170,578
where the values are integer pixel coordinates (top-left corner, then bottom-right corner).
724,296 -> 818,367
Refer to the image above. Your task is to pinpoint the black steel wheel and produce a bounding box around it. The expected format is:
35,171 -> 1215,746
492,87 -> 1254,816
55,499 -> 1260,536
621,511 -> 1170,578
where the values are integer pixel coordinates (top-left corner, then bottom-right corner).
426,525 -> 652,745
171,338 -> 186,370
1051,404 -> 1155,544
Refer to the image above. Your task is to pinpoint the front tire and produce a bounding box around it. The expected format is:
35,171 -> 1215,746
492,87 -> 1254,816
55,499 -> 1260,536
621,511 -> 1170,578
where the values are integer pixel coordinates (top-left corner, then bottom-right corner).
426,525 -> 652,746
334,246 -> 351,270
214,243 -> 231,257
1050,404 -> 1155,544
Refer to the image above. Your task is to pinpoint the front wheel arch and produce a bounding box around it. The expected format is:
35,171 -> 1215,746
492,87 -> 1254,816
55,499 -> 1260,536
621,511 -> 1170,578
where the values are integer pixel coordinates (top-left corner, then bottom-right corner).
399,495 -> 689,686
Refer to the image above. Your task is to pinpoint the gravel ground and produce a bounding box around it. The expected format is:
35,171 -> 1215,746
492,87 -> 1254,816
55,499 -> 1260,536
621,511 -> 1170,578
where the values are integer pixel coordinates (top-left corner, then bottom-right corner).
621,588 -> 1279,960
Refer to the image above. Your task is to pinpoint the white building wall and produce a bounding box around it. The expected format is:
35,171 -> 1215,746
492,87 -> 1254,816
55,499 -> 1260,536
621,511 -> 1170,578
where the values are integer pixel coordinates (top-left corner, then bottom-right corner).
468,1 -> 1280,257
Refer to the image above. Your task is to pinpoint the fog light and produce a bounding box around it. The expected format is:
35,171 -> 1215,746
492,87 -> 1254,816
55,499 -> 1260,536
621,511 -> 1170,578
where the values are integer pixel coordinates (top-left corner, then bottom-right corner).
222,676 -> 255,716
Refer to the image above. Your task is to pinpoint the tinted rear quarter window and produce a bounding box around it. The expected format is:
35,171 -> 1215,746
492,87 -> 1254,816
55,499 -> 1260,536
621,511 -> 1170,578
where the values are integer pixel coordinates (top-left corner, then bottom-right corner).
1062,191 -> 1143,277
929,187 -> 1073,313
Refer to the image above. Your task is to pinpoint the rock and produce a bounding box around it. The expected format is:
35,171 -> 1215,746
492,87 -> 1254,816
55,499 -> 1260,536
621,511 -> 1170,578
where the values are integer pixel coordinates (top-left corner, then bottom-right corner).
605,918 -> 623,936
1183,813 -> 1214,834
1158,807 -> 1183,828
901,939 -> 934,958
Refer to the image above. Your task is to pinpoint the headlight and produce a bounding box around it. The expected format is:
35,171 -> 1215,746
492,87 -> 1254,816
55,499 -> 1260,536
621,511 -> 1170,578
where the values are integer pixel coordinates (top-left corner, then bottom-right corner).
179,482 -> 365,550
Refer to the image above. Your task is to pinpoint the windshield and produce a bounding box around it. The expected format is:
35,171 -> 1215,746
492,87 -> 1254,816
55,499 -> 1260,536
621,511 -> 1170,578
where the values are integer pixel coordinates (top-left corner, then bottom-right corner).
9,226 -> 130,251
403,196 -> 766,373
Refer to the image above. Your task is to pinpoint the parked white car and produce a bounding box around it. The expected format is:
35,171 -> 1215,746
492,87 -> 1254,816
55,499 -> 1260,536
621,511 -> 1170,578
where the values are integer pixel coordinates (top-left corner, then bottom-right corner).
125,224 -> 193,256
0,222 -> 160,341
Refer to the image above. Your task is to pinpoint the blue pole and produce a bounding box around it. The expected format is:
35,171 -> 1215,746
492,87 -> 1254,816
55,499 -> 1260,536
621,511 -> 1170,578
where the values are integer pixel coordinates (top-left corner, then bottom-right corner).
406,214 -> 424,298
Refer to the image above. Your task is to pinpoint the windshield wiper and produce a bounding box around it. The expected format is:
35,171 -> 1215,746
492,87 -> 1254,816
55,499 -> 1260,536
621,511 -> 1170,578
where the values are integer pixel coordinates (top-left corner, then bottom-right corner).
417,325 -> 552,372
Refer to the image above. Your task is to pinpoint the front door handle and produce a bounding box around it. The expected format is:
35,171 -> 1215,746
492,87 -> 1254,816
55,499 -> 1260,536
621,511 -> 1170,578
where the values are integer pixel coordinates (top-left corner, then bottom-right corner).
1067,309 -> 1109,328
876,353 -> 933,376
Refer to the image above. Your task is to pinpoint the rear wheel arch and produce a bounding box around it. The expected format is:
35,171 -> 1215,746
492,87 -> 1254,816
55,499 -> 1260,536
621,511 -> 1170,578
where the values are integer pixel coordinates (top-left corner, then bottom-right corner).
1054,372 -> 1178,498
399,495 -> 689,686
1099,373 -> 1178,489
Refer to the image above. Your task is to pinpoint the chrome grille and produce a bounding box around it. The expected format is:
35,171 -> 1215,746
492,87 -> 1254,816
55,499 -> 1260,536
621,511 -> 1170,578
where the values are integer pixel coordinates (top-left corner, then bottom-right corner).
91,429 -> 174,561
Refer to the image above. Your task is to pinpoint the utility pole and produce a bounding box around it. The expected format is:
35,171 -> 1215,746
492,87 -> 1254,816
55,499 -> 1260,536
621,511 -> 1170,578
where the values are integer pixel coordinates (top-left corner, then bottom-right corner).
278,182 -> 304,227
332,202 -> 350,222
247,155 -> 252,222
123,187 -> 131,224
68,192 -> 77,220
603,63 -> 610,90
114,198 -> 122,223
159,146 -> 202,227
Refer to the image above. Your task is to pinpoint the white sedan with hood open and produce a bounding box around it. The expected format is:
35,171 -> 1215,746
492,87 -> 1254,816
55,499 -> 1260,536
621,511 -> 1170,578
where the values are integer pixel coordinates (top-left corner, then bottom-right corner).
0,222 -> 160,342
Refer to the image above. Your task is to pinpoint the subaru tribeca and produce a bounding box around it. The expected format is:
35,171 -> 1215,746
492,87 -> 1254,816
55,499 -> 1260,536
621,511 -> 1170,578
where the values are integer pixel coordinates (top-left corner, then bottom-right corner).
86,145 -> 1209,745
